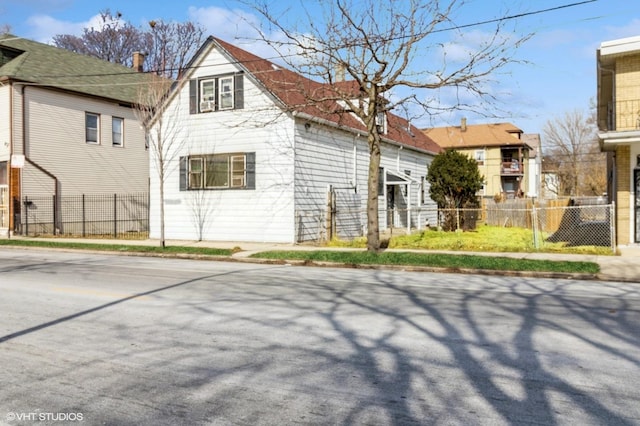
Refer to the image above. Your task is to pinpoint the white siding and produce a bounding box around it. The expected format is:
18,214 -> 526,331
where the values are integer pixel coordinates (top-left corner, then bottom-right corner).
16,86 -> 148,197
294,121 -> 366,240
294,119 -> 436,240
151,45 -> 296,243
379,143 -> 436,230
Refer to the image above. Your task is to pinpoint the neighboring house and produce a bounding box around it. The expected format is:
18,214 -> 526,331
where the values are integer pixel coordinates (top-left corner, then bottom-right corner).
0,34 -> 151,234
523,133 -> 542,198
597,35 -> 640,246
150,37 -> 441,243
423,120 -> 532,199
541,170 -> 560,199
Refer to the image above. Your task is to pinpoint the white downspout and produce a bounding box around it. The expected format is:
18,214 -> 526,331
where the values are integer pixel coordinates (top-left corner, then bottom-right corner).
353,136 -> 358,192
407,184 -> 411,234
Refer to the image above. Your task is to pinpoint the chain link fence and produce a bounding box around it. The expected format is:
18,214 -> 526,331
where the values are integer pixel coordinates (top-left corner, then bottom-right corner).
14,192 -> 149,239
296,197 -> 616,252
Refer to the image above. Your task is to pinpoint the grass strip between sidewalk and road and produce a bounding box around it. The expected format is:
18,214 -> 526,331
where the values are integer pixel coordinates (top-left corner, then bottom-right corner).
0,239 -> 232,256
250,250 -> 600,274
0,239 -> 599,274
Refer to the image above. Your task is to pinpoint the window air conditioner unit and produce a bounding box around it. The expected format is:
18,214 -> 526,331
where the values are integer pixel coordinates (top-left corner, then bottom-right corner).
200,101 -> 215,112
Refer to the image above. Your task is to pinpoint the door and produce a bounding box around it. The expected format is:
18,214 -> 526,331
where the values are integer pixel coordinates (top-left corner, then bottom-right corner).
386,185 -> 395,227
0,185 -> 7,229
635,168 -> 640,243
0,161 -> 7,229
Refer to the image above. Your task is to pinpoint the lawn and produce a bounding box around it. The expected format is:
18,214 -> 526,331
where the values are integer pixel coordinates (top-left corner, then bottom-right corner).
249,250 -> 599,274
328,225 -> 614,255
0,239 -> 232,256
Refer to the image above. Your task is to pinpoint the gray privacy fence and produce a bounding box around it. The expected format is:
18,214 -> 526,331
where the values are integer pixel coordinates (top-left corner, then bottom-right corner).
296,198 -> 616,252
16,193 -> 149,239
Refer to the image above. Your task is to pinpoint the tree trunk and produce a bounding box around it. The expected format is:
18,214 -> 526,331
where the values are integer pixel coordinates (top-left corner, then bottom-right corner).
366,134 -> 381,252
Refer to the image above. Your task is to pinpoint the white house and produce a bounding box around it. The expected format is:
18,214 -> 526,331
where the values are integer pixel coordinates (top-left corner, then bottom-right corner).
150,37 -> 441,243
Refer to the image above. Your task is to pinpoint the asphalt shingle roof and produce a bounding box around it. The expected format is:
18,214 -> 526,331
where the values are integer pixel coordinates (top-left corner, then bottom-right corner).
423,122 -> 528,149
0,34 -> 152,104
187,37 -> 442,155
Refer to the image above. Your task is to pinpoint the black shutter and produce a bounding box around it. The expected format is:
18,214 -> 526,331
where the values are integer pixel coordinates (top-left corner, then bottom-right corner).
245,152 -> 255,189
214,78 -> 219,111
234,73 -> 244,110
378,167 -> 384,195
189,80 -> 197,114
179,157 -> 188,190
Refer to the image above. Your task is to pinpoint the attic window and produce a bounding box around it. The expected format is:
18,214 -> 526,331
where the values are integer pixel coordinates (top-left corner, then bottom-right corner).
190,73 -> 244,114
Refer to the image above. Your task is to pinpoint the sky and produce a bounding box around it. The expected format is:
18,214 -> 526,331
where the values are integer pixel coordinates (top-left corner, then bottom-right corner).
0,0 -> 638,140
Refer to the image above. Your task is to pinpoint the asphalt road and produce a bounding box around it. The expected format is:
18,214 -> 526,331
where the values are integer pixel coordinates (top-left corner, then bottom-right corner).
0,248 -> 639,426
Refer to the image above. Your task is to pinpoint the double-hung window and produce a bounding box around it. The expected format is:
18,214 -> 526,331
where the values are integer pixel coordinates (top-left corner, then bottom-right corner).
112,117 -> 124,147
86,112 -> 99,144
180,153 -> 255,190
190,73 -> 244,114
219,76 -> 234,110
199,80 -> 216,112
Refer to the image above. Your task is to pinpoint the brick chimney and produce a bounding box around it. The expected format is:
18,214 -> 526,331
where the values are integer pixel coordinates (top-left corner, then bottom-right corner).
460,117 -> 467,132
335,63 -> 346,82
132,52 -> 145,72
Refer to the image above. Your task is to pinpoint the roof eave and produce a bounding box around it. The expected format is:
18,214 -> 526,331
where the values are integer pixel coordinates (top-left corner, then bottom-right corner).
293,111 -> 439,156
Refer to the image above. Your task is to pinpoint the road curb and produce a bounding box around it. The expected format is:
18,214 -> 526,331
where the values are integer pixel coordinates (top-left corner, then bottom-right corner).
0,244 -> 610,282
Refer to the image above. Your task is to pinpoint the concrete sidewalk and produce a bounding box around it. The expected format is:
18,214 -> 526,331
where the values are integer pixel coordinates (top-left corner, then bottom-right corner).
1,236 -> 639,283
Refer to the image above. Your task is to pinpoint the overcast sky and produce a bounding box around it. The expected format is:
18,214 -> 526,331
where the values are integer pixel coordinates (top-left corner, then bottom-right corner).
1,0 -> 638,139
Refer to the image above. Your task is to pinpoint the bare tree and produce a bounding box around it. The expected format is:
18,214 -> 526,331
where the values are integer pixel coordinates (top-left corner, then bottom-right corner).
247,0 -> 530,251
53,10 -> 148,68
147,20 -> 205,78
134,75 -> 186,247
53,10 -> 204,78
543,108 -> 606,197
187,190 -> 218,241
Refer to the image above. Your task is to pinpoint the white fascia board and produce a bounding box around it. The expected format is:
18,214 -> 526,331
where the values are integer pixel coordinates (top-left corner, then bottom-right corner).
598,130 -> 640,145
600,35 -> 640,57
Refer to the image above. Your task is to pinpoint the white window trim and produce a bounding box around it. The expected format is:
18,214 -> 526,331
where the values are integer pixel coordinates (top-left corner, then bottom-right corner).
189,157 -> 204,189
230,154 -> 246,188
86,112 -> 100,144
199,79 -> 216,112
112,117 -> 124,147
188,153 -> 248,190
218,76 -> 235,110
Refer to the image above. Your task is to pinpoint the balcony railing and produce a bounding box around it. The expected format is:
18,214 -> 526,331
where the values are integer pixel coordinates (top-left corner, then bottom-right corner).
604,99 -> 640,131
501,161 -> 523,175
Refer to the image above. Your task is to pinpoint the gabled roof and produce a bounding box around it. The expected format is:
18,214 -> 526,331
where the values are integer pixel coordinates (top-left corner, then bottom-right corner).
0,34 -> 152,104
183,37 -> 441,155
423,122 -> 528,149
521,133 -> 541,158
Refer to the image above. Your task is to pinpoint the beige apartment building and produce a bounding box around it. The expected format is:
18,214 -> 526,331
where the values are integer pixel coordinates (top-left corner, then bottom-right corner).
424,120 -> 534,199
597,35 -> 640,246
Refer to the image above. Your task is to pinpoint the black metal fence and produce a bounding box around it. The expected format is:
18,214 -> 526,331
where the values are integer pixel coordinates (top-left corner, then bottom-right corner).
16,193 -> 149,239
